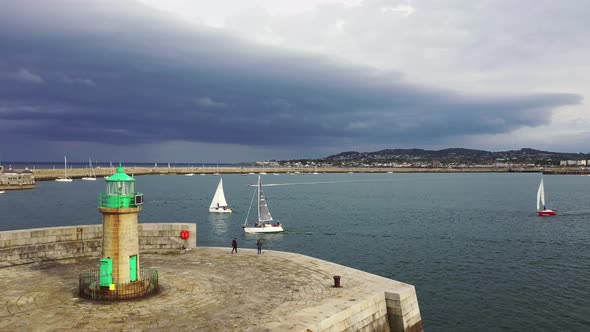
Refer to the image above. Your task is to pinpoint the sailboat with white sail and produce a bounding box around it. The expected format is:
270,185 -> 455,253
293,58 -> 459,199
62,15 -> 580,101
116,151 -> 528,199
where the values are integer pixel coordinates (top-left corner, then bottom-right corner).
55,156 -> 73,182
209,178 -> 232,213
81,158 -> 97,181
243,176 -> 284,233
537,178 -> 556,216
185,164 -> 195,176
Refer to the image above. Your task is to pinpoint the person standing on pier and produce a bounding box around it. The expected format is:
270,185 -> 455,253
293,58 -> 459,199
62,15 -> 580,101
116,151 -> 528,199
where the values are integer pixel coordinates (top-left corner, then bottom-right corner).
231,238 -> 238,254
257,239 -> 262,254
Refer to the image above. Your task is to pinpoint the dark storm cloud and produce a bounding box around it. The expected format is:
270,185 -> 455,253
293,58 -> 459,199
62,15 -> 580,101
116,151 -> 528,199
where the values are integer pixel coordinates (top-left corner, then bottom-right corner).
0,0 -> 581,150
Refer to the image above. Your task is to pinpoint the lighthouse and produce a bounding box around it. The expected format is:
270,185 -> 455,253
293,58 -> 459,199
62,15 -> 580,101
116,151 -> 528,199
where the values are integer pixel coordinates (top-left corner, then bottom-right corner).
79,163 -> 158,300
98,163 -> 143,286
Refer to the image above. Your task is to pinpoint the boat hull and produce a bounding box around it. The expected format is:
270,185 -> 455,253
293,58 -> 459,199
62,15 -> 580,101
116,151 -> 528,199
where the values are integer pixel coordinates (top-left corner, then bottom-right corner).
55,178 -> 73,182
209,207 -> 232,213
81,177 -> 96,181
537,210 -> 557,216
243,225 -> 284,233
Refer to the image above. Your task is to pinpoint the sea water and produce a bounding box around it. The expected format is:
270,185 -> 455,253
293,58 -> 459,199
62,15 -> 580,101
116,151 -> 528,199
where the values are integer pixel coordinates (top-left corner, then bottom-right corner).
1,172 -> 589,331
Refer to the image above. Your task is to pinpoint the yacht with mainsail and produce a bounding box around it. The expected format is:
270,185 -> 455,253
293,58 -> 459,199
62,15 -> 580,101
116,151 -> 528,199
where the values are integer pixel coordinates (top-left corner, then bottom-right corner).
537,178 -> 556,216
243,176 -> 284,233
209,178 -> 232,213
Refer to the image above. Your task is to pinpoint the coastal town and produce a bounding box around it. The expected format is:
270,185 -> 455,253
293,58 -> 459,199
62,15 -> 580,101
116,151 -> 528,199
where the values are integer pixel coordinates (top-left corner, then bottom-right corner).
277,148 -> 590,169
2,147 -> 590,192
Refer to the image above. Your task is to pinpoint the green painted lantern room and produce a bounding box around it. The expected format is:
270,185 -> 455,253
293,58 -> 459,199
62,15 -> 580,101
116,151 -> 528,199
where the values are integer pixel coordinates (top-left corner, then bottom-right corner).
99,163 -> 143,208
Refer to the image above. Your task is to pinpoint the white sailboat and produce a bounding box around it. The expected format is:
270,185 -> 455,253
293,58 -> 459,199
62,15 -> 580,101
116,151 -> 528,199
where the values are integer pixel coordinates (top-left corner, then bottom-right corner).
537,178 -> 556,216
243,176 -> 284,233
55,156 -> 73,182
185,164 -> 195,176
209,178 -> 232,213
81,158 -> 97,181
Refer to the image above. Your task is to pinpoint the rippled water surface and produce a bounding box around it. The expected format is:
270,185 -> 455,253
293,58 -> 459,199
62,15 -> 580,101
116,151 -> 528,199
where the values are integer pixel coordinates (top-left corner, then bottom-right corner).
1,173 -> 589,331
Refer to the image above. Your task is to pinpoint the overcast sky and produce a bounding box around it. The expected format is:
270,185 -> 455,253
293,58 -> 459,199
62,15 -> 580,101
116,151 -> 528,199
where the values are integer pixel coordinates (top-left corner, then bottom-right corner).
1,0 -> 588,163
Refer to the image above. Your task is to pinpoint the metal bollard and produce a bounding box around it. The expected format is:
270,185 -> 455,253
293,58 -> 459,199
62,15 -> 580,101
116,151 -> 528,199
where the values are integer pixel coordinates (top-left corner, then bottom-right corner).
333,275 -> 341,288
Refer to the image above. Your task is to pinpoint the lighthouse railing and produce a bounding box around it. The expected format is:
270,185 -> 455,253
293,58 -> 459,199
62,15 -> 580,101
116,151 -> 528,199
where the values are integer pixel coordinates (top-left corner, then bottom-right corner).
79,267 -> 159,300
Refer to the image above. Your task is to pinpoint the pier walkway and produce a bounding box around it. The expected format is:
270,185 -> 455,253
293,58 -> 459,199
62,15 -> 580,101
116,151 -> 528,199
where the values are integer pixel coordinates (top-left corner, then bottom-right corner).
0,247 -> 421,331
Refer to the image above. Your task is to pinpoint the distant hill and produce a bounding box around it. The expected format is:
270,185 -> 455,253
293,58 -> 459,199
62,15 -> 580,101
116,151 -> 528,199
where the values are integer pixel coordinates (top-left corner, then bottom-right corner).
282,148 -> 590,166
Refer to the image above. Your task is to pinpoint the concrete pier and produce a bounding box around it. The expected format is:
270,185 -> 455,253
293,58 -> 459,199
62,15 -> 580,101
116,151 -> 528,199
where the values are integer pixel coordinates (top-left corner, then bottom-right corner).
0,225 -> 423,331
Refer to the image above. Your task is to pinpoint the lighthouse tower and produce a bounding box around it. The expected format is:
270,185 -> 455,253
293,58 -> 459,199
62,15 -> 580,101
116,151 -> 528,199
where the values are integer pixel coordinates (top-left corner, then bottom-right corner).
99,163 -> 144,285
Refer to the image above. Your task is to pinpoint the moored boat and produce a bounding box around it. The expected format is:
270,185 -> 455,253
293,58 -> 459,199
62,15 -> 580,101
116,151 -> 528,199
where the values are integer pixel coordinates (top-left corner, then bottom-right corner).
81,158 -> 97,181
55,156 -> 73,182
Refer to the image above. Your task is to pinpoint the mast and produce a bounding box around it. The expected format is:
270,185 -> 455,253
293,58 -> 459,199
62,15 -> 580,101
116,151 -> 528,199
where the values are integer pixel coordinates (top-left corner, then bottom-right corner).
258,176 -> 273,223
64,156 -> 68,178
540,179 -> 546,209
89,157 -> 95,178
257,176 -> 261,223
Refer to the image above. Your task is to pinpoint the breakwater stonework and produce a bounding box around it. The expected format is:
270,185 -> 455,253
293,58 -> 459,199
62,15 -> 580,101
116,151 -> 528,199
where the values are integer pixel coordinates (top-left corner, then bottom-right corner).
29,165 -> 537,181
0,223 -> 196,266
0,224 -> 422,331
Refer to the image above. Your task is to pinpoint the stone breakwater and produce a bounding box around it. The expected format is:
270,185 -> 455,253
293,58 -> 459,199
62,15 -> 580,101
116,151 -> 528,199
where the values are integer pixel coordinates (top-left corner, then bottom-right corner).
27,166 -> 538,181
0,223 -> 196,267
0,225 -> 423,331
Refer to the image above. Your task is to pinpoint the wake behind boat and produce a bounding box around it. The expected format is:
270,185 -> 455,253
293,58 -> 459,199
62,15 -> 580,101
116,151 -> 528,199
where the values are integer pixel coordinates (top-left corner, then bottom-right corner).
537,178 -> 556,216
209,178 -> 232,213
243,176 -> 284,233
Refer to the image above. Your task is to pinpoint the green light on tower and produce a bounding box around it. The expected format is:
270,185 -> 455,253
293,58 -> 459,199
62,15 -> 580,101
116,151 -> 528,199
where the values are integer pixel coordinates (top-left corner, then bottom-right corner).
99,162 -> 143,208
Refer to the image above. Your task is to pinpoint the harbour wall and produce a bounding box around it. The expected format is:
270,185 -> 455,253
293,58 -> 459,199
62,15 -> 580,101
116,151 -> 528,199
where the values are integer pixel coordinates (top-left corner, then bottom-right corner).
0,223 -> 196,267
29,166 -> 535,181
288,286 -> 422,332
15,166 -> 590,182
0,224 -> 422,331
266,250 -> 423,332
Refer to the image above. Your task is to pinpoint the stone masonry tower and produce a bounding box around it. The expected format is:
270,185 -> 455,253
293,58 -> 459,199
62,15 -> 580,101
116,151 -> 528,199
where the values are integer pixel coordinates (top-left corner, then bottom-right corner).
99,163 -> 144,285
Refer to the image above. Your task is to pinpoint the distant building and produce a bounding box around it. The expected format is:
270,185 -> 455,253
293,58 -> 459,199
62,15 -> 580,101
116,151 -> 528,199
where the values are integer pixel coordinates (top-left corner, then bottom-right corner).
560,160 -> 587,166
